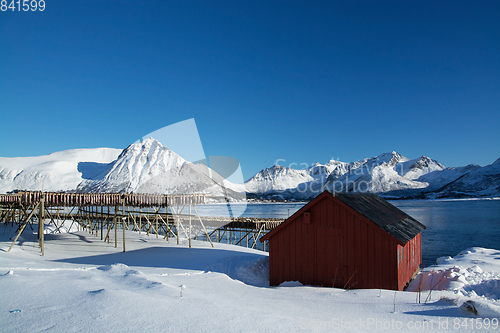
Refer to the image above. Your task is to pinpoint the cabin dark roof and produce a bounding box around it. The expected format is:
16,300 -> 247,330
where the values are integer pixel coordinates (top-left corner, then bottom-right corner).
333,192 -> 426,244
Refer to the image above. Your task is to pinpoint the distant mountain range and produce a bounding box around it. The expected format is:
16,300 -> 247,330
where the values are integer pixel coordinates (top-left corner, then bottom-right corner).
247,152 -> 500,200
1,139 -> 499,200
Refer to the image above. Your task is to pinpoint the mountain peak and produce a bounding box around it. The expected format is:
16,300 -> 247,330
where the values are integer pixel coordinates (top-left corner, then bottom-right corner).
78,137 -> 191,193
140,137 -> 164,147
412,156 -> 445,169
138,137 -> 167,152
369,151 -> 408,167
326,159 -> 342,165
270,165 -> 286,171
142,137 -> 160,143
120,138 -> 175,157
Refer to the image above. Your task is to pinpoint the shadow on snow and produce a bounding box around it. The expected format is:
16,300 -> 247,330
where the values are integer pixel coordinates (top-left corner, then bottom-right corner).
52,245 -> 270,287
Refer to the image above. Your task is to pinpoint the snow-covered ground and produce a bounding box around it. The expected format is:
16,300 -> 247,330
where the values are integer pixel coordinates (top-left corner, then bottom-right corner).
1,223 -> 499,332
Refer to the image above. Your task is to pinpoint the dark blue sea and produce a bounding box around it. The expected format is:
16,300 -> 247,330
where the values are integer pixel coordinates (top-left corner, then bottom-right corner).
196,199 -> 500,267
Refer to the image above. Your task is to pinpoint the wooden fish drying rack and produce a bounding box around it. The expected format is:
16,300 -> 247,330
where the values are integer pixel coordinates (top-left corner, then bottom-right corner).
0,191 -> 283,255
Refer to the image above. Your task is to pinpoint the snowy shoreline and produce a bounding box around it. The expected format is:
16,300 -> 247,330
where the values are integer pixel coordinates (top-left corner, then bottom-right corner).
245,196 -> 500,203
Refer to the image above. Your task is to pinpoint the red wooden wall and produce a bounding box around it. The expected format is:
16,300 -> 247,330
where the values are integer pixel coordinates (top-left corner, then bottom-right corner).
397,233 -> 422,290
266,192 -> 422,291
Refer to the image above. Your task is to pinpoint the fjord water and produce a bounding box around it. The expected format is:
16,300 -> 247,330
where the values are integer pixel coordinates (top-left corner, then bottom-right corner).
391,199 -> 500,266
197,199 -> 500,267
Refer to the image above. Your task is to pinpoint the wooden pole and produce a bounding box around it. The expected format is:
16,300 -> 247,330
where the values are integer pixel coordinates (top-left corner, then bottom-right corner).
11,203 -> 16,226
139,207 -> 142,234
193,206 -> 214,248
93,205 -> 97,236
189,197 -> 192,248
166,204 -> 169,241
122,198 -> 126,252
107,206 -> 111,243
114,205 -> 118,248
38,194 -> 45,256
126,206 -> 130,230
7,202 -> 40,252
145,208 -> 150,236
155,208 -> 158,238
100,206 -> 103,240
176,206 -> 180,245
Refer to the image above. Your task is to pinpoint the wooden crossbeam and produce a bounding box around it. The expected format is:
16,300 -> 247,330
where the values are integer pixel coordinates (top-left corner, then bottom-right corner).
7,202 -> 40,252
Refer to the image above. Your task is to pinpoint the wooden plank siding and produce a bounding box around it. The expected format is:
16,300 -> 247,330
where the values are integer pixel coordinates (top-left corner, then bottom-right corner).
397,233 -> 422,290
262,191 -> 424,291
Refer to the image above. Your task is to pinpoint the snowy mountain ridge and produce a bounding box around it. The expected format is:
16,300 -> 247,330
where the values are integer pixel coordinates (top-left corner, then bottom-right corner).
0,139 -> 243,198
77,138 -> 245,197
0,147 -> 122,194
0,141 -> 498,199
246,151 -> 499,200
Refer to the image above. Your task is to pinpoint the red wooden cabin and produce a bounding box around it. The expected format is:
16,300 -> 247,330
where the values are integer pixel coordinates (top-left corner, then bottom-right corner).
261,191 -> 425,290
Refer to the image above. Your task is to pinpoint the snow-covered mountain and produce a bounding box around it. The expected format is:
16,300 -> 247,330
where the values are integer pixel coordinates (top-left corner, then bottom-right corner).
323,152 -> 430,194
0,139 -> 244,198
244,159 -> 348,196
77,138 -> 242,196
433,158 -> 500,198
396,156 -> 445,180
244,165 -> 315,193
0,148 -> 122,193
245,152 -> 499,200
415,164 -> 481,190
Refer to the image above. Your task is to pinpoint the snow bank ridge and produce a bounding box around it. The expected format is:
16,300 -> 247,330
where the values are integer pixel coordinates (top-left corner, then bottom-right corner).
97,264 -> 162,290
408,248 -> 500,303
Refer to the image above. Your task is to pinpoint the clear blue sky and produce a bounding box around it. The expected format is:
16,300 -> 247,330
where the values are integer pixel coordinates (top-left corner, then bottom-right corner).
1,0 -> 499,180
